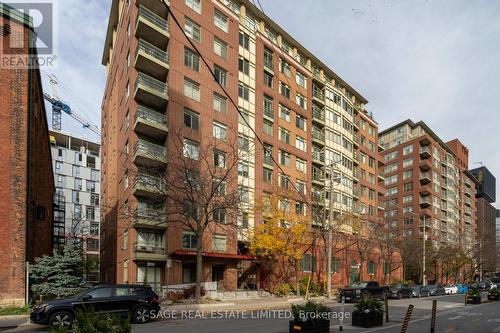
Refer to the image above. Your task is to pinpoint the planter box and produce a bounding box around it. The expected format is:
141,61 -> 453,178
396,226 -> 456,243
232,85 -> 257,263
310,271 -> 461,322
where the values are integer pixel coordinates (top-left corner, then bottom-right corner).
487,294 -> 500,301
466,296 -> 481,304
352,310 -> 383,328
289,320 -> 330,333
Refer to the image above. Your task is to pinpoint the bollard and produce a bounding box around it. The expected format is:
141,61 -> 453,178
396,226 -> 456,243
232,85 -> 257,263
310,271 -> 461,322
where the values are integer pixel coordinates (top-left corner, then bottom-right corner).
400,304 -> 414,333
430,300 -> 437,333
385,297 -> 389,323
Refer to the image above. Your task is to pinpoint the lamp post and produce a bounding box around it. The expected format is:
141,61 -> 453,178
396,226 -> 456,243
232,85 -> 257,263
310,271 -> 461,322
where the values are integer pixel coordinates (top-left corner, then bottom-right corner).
326,161 -> 342,298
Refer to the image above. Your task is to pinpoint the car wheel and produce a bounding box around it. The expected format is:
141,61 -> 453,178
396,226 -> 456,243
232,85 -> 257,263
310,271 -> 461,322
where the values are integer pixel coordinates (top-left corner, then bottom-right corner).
49,311 -> 75,328
132,305 -> 151,324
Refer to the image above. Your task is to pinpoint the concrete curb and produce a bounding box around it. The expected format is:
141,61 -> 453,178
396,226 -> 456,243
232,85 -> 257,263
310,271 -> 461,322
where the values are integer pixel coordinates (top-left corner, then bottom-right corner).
0,314 -> 29,321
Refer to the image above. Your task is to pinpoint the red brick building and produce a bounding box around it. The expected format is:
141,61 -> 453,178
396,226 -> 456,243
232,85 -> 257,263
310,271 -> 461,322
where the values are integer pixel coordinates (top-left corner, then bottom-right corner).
0,5 -> 55,306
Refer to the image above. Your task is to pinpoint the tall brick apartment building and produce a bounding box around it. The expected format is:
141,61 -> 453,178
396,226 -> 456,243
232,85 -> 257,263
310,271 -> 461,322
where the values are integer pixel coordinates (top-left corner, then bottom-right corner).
100,0 -> 394,292
0,5 -> 54,306
379,120 -> 476,283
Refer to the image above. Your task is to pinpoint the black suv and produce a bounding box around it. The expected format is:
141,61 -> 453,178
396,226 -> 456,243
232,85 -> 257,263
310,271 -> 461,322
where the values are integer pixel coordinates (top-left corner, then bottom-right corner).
31,284 -> 160,328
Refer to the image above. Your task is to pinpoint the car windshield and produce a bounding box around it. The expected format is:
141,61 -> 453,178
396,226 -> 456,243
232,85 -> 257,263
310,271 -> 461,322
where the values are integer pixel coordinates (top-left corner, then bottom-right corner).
351,282 -> 368,288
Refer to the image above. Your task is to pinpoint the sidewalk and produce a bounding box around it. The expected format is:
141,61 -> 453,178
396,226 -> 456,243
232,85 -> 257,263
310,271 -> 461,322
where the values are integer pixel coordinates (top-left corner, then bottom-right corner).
0,315 -> 31,330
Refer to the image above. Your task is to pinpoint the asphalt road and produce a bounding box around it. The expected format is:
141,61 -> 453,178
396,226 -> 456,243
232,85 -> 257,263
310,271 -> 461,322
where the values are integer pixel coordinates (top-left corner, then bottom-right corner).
3,293 -> 498,333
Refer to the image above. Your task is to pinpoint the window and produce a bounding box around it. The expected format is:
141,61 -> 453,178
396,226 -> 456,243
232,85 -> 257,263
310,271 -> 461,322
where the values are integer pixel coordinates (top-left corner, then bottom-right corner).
213,37 -> 227,58
296,137 -> 306,151
301,254 -> 315,272
385,163 -> 398,174
91,194 -> 99,206
403,195 -> 413,203
279,105 -> 291,122
279,173 -> 290,189
124,172 -> 129,189
263,120 -> 273,136
368,261 -> 376,275
184,78 -> 200,101
239,31 -> 249,49
239,186 -> 250,203
213,93 -> 227,113
214,208 -> 226,224
297,180 -> 306,194
184,17 -> 201,42
86,180 -> 96,193
213,150 -> 226,168
182,232 -> 198,249
403,158 -> 413,168
74,152 -> 83,164
183,108 -> 199,130
403,144 -> 414,155
295,202 -> 306,215
214,65 -> 227,87
86,206 -> 96,221
403,206 -> 413,214
403,182 -> 413,192
214,9 -> 228,32
264,71 -> 273,88
296,72 -> 306,87
183,139 -> 200,160
213,122 -> 227,141
296,94 -> 306,109
238,108 -> 250,125
72,190 -> 80,203
74,178 -> 83,190
184,47 -> 200,71
280,82 -> 291,99
238,82 -> 250,101
263,168 -> 272,184
91,169 -> 99,181
279,127 -> 290,144
213,235 -> 227,252
185,0 -> 201,13
403,170 -> 413,180
279,59 -> 291,77
279,150 -> 290,167
264,47 -> 273,69
239,212 -> 249,228
238,162 -> 249,177
383,262 -> 391,275
85,287 -> 113,299
238,135 -> 250,152
239,57 -> 250,75
385,175 -> 398,186
385,151 -> 398,162
213,179 -> 226,195
386,187 -> 398,196
263,95 -> 273,119
125,111 -> 130,129
296,115 -> 306,130
296,159 -> 306,173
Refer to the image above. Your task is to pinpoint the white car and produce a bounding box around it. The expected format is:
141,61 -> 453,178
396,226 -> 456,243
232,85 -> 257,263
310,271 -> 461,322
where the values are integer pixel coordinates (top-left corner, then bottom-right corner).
444,284 -> 458,294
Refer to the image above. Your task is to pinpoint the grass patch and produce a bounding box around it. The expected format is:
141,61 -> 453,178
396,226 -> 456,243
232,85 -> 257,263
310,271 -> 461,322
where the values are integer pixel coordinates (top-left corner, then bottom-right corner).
0,306 -> 31,316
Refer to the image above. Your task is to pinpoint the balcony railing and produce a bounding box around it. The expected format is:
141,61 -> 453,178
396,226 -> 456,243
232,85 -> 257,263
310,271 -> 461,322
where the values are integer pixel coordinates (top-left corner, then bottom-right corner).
312,150 -> 325,163
138,5 -> 169,32
137,38 -> 168,65
312,87 -> 325,101
312,128 -> 325,143
134,172 -> 166,195
134,139 -> 167,164
135,72 -> 168,96
136,105 -> 168,127
312,106 -> 325,123
420,146 -> 432,158
133,242 -> 167,261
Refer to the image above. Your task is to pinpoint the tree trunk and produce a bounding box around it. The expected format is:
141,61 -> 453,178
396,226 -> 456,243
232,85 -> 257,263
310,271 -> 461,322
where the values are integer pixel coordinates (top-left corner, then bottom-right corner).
295,259 -> 300,296
195,233 -> 203,301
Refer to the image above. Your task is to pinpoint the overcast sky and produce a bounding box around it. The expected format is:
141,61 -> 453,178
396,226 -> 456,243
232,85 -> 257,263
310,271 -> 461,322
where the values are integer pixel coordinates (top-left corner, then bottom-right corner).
42,0 -> 500,208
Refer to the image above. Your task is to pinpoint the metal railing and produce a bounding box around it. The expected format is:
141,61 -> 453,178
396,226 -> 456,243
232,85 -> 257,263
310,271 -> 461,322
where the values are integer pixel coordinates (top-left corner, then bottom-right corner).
137,38 -> 168,64
138,5 -> 169,32
135,105 -> 168,127
312,128 -> 325,142
312,87 -> 325,101
134,139 -> 167,160
133,242 -> 166,255
134,172 -> 166,191
420,172 -> 431,179
312,150 -> 325,163
312,106 -> 325,122
135,72 -> 168,95
420,146 -> 432,155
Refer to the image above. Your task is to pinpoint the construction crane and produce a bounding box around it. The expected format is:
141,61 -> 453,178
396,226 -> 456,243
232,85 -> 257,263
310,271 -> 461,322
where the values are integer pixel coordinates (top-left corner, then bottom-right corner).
43,74 -> 101,136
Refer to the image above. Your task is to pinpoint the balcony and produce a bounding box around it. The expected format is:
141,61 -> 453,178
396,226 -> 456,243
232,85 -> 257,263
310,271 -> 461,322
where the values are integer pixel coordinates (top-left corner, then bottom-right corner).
312,106 -> 325,125
312,128 -> 325,145
134,72 -> 168,109
133,139 -> 167,167
135,5 -> 170,50
135,38 -> 169,81
312,69 -> 325,85
377,174 -> 385,182
134,206 -> 167,229
312,170 -> 324,185
353,118 -> 359,131
419,159 -> 432,172
312,147 -> 325,165
133,172 -> 166,198
353,134 -> 360,148
133,243 -> 168,261
420,196 -> 432,208
420,172 -> 431,184
420,137 -> 431,146
420,185 -> 432,196
353,151 -> 360,165
134,105 -> 168,140
137,0 -> 170,17
312,87 -> 325,105
378,143 -> 385,153
420,147 -> 431,159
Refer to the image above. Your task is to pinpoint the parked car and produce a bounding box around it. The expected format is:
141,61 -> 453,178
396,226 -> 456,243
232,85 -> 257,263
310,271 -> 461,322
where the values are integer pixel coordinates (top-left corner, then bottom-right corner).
490,278 -> 500,289
412,285 -> 430,298
427,285 -> 446,296
387,284 -> 413,299
444,284 -> 458,294
338,281 -> 389,302
31,284 -> 160,328
477,281 -> 492,291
